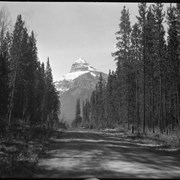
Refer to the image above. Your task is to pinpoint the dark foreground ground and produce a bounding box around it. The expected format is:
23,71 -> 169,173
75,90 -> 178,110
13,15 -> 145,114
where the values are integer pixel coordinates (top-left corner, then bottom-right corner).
32,130 -> 180,179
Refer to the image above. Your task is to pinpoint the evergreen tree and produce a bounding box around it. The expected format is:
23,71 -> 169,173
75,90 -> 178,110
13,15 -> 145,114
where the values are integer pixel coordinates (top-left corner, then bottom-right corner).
97,73 -> 105,127
0,7 -> 11,134
82,98 -> 91,128
0,32 -> 11,119
8,14 -> 26,124
25,31 -> 38,124
0,50 -> 10,133
82,100 -> 86,125
34,61 -> 45,125
152,3 -> 166,133
130,22 -> 142,131
176,3 -> 180,127
105,70 -> 117,128
7,14 -> 60,131
73,98 -> 82,127
167,4 -> 180,131
137,2 -> 147,133
90,90 -> 96,128
112,6 -> 132,129
44,57 -> 60,129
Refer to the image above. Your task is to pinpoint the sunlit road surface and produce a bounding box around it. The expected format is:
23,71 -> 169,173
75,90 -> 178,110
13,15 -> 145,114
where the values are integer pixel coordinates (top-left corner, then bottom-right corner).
34,130 -> 180,179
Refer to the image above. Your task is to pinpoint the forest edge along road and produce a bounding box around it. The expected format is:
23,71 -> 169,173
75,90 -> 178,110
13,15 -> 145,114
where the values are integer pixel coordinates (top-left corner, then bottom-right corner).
33,130 -> 180,179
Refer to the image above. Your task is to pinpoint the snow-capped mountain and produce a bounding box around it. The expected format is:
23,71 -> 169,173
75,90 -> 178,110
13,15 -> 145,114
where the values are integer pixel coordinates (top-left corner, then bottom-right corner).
57,57 -> 96,82
55,57 -> 107,124
70,57 -> 96,73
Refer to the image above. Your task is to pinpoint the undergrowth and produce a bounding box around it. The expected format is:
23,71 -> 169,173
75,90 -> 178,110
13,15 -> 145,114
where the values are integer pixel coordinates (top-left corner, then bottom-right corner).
102,125 -> 180,149
127,126 -> 180,149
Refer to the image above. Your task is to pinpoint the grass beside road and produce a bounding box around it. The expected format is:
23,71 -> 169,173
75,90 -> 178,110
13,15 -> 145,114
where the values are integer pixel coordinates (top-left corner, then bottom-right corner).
101,126 -> 180,151
0,129 -> 65,178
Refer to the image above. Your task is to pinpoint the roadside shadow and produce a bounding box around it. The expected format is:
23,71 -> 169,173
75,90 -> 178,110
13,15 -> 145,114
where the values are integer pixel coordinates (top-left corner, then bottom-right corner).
34,131 -> 180,178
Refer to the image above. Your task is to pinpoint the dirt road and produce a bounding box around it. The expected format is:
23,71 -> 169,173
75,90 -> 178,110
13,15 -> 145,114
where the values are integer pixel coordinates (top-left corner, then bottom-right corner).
33,130 -> 180,179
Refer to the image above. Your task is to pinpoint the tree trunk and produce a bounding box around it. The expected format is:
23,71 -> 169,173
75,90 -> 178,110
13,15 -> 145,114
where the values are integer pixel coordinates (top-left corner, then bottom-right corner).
176,83 -> 179,126
149,80 -> 152,132
136,70 -> 140,131
160,75 -> 163,133
164,78 -> 168,133
143,58 -> 146,134
152,74 -> 155,133
8,57 -> 19,126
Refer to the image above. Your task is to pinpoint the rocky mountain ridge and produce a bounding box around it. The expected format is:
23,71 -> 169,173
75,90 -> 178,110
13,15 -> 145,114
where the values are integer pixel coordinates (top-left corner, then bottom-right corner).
55,57 -> 107,124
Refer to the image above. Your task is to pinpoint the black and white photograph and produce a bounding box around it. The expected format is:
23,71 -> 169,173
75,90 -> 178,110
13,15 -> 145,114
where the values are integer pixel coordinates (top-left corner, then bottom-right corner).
0,1 -> 180,178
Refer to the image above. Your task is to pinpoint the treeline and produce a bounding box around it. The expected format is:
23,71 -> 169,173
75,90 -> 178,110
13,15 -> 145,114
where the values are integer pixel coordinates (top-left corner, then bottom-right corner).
71,98 -> 82,128
0,11 -> 60,136
81,3 -> 180,134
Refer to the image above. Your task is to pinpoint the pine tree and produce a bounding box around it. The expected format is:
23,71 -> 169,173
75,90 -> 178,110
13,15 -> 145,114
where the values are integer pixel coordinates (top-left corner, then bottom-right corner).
74,98 -> 82,127
145,5 -> 156,132
176,3 -> 180,127
39,62 -> 46,124
34,61 -> 45,125
82,100 -> 86,125
167,4 -> 179,131
152,3 -> 166,133
112,6 -> 132,129
25,31 -> 38,125
82,98 -> 91,128
105,70 -> 113,127
137,3 -> 147,133
90,90 -> 96,128
0,49 -> 10,133
8,14 -> 26,124
97,73 -> 105,127
44,57 -> 60,129
0,32 -> 11,119
130,22 -> 142,132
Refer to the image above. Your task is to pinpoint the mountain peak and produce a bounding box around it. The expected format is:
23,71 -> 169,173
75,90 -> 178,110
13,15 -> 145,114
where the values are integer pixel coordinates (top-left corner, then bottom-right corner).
75,57 -> 87,64
70,57 -> 96,73
58,57 -> 98,82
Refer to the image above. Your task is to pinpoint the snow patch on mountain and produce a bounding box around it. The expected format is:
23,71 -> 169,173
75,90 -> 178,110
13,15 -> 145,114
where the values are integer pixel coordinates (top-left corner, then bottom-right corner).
70,57 -> 96,73
75,57 -> 86,64
90,72 -> 96,77
60,71 -> 89,81
84,65 -> 96,72
58,57 -> 98,82
57,86 -> 70,93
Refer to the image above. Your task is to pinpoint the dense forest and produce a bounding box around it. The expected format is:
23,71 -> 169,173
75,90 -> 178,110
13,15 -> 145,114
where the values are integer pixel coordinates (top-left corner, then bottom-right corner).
1,2 -> 180,177
0,9 -> 61,137
74,3 -> 180,135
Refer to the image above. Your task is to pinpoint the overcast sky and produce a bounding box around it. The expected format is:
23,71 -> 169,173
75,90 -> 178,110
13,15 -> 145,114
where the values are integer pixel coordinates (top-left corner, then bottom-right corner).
0,2 -> 171,81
